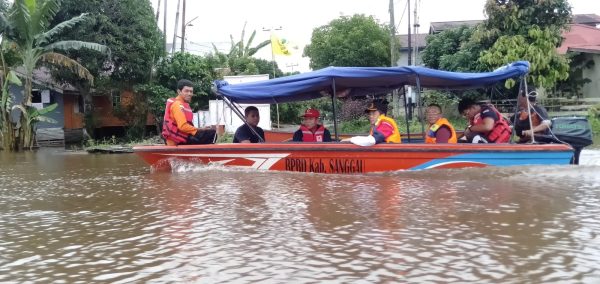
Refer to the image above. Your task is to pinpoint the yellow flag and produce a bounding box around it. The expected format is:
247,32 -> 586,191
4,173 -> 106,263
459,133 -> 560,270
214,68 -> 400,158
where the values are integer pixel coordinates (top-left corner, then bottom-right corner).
270,34 -> 291,56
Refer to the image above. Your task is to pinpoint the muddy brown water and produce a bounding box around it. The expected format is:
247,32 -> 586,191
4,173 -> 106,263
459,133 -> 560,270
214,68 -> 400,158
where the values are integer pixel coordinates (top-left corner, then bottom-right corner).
1,147 -> 599,283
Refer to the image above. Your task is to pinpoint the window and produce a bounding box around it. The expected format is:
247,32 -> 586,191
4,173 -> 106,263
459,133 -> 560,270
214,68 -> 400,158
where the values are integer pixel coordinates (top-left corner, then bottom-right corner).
31,90 -> 41,103
112,91 -> 121,108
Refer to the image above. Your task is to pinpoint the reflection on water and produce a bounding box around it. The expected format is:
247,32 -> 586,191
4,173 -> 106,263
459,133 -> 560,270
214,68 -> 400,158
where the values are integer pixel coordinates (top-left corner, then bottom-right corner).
1,149 -> 600,283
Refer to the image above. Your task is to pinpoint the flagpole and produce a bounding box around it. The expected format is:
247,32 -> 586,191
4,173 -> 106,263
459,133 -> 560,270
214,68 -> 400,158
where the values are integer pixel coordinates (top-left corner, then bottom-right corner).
263,26 -> 283,128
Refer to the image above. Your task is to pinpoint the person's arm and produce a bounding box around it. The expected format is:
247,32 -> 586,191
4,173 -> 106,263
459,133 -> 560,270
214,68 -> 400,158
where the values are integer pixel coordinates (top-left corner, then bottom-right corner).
170,102 -> 197,135
469,109 -> 497,134
435,126 -> 451,143
323,129 -> 332,142
523,105 -> 551,136
292,129 -> 303,142
372,121 -> 394,144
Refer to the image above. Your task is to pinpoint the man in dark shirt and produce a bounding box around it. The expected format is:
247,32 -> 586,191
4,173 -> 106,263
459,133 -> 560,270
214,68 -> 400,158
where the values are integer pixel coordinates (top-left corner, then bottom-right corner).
514,90 -> 551,143
233,106 -> 265,143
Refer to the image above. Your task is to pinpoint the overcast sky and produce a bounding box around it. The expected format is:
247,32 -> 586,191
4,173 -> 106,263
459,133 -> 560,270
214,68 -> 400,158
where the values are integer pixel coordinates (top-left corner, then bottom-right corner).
151,0 -> 600,72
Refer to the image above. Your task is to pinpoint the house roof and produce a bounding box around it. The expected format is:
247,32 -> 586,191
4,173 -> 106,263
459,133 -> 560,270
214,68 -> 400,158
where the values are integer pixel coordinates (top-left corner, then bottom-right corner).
429,20 -> 483,34
397,33 -> 428,49
573,14 -> 600,26
426,14 -> 600,35
13,66 -> 77,93
558,24 -> 600,54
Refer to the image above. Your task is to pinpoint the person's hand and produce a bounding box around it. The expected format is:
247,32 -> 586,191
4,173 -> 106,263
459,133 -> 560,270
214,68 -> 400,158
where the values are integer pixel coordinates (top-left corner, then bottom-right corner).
522,129 -> 532,137
340,138 -> 352,142
463,126 -> 472,136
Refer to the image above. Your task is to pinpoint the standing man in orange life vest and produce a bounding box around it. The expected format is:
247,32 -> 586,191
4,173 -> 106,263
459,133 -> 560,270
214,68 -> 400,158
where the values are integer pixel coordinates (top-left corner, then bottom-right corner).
292,108 -> 332,142
161,79 -> 216,146
425,104 -> 457,144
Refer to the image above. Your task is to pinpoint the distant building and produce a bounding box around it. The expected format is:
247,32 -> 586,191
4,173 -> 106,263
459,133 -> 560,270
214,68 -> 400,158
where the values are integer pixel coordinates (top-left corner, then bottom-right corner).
428,20 -> 483,34
9,67 -> 155,146
558,23 -> 600,98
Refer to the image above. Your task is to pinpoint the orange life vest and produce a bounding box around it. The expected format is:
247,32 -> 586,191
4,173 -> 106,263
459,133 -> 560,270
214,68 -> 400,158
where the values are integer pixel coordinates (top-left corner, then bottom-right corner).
161,97 -> 194,145
472,105 -> 511,143
300,125 -> 325,142
425,118 -> 457,144
370,115 -> 401,143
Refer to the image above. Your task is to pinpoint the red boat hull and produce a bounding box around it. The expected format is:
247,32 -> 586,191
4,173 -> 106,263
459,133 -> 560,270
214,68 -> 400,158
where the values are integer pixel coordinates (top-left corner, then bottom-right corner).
133,143 -> 574,174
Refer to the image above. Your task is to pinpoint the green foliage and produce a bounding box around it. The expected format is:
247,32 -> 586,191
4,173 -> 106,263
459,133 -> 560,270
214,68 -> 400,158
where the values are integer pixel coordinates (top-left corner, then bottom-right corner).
154,52 -> 214,110
479,27 -> 570,88
339,117 -> 370,133
2,0 -> 107,150
207,24 -> 278,77
272,97 -> 335,124
134,83 -> 172,125
423,0 -> 572,92
482,0 -> 571,37
50,0 -> 163,87
304,14 -> 392,69
421,26 -> 484,71
554,53 -> 594,98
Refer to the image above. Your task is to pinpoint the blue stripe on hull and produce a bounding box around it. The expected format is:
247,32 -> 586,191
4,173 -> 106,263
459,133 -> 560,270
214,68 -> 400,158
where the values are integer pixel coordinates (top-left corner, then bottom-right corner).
410,151 -> 574,170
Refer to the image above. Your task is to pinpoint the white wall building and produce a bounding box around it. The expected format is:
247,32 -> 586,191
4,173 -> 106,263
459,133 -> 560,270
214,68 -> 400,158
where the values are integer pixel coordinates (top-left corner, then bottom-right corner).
194,74 -> 272,133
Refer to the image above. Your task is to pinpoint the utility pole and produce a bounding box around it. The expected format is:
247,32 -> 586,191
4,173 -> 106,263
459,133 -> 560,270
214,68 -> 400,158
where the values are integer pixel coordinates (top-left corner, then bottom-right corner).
407,0 -> 412,66
171,0 -> 181,55
413,1 -> 420,65
389,0 -> 400,117
155,0 -> 161,23
163,0 -> 167,53
180,0 -> 186,52
389,0 -> 396,66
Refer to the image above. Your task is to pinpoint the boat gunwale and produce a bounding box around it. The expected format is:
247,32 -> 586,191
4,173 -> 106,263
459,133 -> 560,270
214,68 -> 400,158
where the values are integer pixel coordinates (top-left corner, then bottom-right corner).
133,142 -> 573,153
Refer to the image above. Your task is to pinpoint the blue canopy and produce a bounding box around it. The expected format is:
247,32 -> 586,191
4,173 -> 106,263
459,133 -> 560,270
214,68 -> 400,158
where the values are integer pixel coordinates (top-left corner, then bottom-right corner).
214,61 -> 529,104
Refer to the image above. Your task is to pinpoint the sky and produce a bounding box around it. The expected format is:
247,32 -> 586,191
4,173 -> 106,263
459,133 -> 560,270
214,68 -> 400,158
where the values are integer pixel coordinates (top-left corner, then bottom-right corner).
151,0 -> 600,73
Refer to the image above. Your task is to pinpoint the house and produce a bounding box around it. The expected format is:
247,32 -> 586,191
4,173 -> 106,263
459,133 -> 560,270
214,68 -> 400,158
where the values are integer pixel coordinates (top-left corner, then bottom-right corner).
558,24 -> 600,98
10,67 -> 155,146
396,33 -> 428,66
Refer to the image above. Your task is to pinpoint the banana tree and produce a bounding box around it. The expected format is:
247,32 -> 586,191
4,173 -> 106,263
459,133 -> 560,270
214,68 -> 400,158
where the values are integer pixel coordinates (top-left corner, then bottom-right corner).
4,0 -> 108,150
0,70 -> 21,150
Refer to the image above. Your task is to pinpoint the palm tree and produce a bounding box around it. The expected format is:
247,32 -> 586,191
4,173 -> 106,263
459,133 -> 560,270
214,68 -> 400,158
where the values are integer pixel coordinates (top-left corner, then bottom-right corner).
210,23 -> 270,75
2,0 -> 107,150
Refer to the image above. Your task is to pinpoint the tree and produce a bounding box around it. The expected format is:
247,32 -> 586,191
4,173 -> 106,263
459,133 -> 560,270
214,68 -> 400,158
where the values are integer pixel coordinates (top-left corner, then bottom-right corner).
477,0 -> 571,88
49,0 -> 163,136
2,0 -> 107,150
208,23 -> 273,76
304,14 -> 392,69
421,26 -> 484,72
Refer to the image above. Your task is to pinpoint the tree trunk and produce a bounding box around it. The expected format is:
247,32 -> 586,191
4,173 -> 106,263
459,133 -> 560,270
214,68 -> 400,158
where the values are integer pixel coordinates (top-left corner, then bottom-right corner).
80,83 -> 95,139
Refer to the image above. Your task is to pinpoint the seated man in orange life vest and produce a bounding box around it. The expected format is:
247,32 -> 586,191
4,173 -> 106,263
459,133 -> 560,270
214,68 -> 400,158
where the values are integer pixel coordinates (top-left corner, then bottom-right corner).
161,79 -> 216,146
342,100 -> 401,146
292,108 -> 332,142
425,104 -> 457,144
458,98 -> 511,143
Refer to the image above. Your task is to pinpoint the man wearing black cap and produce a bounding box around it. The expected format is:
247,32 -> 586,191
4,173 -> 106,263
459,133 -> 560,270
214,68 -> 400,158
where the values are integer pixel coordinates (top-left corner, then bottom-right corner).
344,100 -> 401,146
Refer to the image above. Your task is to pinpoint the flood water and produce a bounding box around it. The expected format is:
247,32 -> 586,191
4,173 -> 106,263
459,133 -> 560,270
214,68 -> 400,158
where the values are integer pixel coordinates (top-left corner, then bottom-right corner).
1,147 -> 600,283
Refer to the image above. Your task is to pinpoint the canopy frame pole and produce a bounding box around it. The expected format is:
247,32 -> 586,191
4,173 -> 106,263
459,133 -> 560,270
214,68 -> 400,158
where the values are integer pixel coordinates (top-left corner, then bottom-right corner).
403,87 -> 411,143
415,75 -> 425,139
523,77 -> 535,144
220,95 -> 265,143
331,78 -> 340,141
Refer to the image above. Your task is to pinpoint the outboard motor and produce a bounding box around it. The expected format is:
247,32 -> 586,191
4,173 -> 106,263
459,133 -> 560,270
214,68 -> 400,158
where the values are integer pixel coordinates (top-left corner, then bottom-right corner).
549,116 -> 594,164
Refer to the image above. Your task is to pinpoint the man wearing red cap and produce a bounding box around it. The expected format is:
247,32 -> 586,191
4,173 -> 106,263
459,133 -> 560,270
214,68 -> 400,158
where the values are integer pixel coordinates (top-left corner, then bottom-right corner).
292,108 -> 332,142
